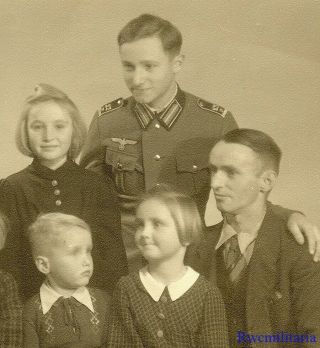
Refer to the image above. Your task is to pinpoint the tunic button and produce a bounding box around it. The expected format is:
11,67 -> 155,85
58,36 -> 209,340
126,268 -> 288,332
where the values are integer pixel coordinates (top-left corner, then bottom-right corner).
155,123 -> 160,129
51,180 -> 58,187
160,295 -> 167,303
275,291 -> 282,299
154,154 -> 161,161
192,164 -> 198,170
158,312 -> 165,319
54,189 -> 60,196
55,200 -> 62,206
157,330 -> 164,338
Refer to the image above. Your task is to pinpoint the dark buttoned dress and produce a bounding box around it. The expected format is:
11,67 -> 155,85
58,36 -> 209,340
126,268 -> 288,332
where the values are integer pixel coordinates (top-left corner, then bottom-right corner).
0,159 -> 128,299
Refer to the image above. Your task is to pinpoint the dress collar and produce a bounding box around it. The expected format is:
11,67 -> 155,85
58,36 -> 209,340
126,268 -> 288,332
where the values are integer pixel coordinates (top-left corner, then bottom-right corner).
139,266 -> 199,302
133,85 -> 185,131
40,281 -> 94,314
28,158 -> 77,180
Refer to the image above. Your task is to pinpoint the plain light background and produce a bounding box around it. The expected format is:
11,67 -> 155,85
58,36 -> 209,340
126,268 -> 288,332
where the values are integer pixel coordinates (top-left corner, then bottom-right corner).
1,0 -> 319,225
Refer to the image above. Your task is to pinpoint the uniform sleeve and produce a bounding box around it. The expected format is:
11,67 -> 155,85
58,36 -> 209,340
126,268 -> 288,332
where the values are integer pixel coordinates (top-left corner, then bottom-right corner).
0,273 -> 23,347
23,299 -> 40,348
80,111 -> 108,178
198,285 -> 229,348
290,245 -> 320,339
108,279 -> 144,347
89,178 -> 128,293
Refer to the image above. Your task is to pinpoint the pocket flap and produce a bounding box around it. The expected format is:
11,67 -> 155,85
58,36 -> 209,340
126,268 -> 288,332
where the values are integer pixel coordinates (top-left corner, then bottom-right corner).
105,148 -> 139,172
176,154 -> 208,173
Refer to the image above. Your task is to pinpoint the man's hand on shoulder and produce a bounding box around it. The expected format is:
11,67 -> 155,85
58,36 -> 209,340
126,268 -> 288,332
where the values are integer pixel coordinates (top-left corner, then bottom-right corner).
288,212 -> 320,262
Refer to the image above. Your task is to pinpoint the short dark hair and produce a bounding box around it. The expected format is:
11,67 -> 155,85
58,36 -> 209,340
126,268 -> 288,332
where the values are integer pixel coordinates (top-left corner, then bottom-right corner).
118,14 -> 182,56
137,184 -> 202,245
16,83 -> 87,160
220,128 -> 282,174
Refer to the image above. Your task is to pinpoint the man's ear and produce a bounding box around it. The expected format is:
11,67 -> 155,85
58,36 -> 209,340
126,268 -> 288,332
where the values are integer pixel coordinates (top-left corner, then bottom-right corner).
172,53 -> 185,73
259,169 -> 277,193
35,256 -> 50,275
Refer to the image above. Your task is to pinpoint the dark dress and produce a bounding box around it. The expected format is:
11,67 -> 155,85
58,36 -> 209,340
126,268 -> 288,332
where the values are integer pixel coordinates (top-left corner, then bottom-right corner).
0,159 -> 128,299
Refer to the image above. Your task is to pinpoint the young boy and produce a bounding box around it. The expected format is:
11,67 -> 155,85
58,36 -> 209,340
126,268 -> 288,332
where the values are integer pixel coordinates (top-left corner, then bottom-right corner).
23,212 -> 110,347
0,211 -> 22,347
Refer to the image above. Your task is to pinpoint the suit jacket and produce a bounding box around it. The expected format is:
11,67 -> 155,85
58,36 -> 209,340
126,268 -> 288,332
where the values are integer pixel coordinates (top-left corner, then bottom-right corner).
187,206 -> 320,347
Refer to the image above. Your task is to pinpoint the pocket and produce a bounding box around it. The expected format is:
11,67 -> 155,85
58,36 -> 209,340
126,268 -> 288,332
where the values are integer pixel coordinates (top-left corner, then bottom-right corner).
176,153 -> 210,195
105,145 -> 144,195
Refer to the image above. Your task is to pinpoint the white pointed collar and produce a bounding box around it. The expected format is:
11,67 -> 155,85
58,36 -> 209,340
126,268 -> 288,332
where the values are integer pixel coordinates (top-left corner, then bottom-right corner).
139,266 -> 199,302
40,281 -> 94,314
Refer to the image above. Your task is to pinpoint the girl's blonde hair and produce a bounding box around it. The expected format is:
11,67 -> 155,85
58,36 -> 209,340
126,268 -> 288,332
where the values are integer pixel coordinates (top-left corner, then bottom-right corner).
137,184 -> 203,245
15,83 -> 87,160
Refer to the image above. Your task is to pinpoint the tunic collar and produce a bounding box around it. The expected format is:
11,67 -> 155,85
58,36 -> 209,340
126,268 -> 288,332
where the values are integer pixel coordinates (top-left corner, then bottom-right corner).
133,85 -> 185,131
40,281 -> 94,314
28,158 -> 77,180
139,266 -> 199,302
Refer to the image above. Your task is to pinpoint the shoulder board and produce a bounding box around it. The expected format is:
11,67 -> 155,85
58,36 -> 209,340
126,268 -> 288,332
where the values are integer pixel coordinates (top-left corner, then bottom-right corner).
98,98 -> 125,116
197,98 -> 228,118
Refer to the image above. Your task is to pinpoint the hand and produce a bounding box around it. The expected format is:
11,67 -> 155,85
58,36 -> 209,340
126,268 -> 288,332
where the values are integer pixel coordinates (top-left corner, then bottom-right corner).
288,213 -> 320,262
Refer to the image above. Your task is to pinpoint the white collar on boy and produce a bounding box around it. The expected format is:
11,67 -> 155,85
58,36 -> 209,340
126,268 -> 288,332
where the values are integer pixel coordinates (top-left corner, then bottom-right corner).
40,281 -> 94,314
139,266 -> 199,302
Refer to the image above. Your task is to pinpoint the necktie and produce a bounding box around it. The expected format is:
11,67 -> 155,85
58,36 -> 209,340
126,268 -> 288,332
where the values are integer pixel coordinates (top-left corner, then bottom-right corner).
224,235 -> 247,283
224,234 -> 241,272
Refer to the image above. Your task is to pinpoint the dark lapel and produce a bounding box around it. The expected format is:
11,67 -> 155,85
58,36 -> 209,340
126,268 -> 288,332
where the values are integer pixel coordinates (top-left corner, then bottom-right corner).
197,222 -> 224,283
245,206 -> 281,333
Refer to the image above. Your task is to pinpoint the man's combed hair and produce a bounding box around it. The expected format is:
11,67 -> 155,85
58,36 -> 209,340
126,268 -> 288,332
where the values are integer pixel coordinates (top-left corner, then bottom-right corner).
118,14 -> 183,56
28,212 -> 91,257
137,184 -> 202,245
16,83 -> 87,160
221,128 -> 282,174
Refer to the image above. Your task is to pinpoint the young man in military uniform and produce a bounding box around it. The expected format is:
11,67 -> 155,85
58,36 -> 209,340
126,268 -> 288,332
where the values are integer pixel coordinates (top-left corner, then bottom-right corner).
81,14 -> 320,271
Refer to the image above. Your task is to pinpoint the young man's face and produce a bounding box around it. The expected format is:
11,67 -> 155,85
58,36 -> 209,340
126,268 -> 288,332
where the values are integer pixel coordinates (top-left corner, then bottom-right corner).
209,141 -> 265,215
119,36 -> 182,109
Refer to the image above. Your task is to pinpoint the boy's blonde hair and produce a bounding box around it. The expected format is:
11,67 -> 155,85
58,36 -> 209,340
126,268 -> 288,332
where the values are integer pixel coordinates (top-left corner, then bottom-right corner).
28,212 -> 91,258
137,184 -> 203,245
0,212 -> 10,250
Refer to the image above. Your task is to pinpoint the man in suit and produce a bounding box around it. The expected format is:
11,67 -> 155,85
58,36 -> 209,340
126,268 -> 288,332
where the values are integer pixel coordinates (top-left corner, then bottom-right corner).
188,128 -> 320,347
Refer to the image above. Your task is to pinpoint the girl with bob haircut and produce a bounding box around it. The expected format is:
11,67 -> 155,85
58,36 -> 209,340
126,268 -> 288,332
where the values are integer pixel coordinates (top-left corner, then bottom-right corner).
109,184 -> 228,347
0,84 -> 128,300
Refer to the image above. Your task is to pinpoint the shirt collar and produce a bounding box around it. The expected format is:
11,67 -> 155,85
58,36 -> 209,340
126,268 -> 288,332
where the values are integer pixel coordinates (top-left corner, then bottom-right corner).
215,219 -> 259,263
133,85 -> 185,131
139,266 -> 199,302
40,281 -> 94,314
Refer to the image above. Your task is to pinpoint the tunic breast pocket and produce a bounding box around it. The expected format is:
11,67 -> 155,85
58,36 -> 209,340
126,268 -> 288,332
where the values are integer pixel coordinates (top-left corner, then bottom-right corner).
105,147 -> 144,195
176,153 -> 210,196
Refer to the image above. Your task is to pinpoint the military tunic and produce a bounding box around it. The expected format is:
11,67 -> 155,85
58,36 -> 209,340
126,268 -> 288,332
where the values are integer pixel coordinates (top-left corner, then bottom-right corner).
80,88 -> 238,271
81,87 -> 238,199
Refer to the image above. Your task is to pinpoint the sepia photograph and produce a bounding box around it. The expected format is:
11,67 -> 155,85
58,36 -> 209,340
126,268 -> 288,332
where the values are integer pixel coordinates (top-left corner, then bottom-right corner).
0,0 -> 320,346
